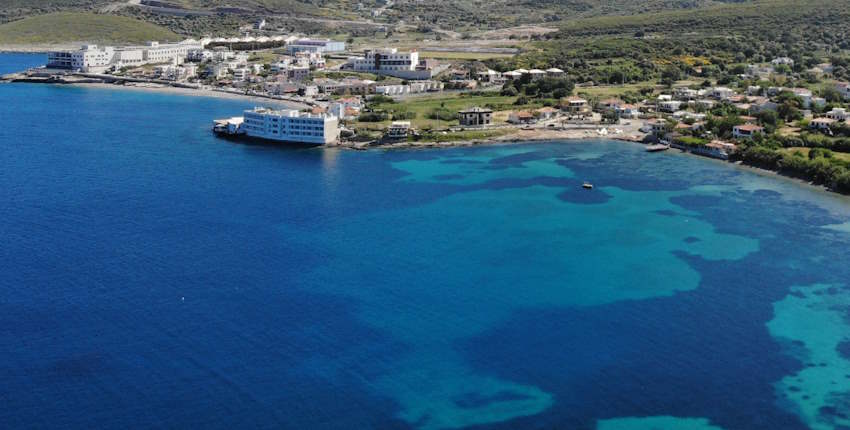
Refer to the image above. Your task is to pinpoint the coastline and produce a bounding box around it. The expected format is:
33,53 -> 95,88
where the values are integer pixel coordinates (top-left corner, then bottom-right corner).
66,81 -> 309,108
333,131 -> 850,201
4,77 -> 310,108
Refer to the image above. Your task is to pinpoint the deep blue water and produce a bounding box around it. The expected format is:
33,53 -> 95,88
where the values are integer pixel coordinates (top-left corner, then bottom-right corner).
3,53 -> 850,430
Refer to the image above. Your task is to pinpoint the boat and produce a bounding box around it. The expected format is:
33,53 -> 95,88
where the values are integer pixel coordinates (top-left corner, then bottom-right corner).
646,144 -> 669,152
582,182 -> 593,189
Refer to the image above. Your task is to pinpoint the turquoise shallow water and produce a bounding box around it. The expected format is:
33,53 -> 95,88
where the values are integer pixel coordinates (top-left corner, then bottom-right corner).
3,53 -> 850,429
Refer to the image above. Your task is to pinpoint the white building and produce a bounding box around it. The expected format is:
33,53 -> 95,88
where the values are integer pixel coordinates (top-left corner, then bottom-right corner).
710,87 -> 735,100
142,41 -> 202,64
772,57 -> 795,66
826,108 -> 848,121
348,48 -> 418,73
232,68 -> 251,81
286,39 -> 345,54
733,124 -> 764,139
241,107 -> 339,145
112,48 -> 145,68
47,45 -> 115,72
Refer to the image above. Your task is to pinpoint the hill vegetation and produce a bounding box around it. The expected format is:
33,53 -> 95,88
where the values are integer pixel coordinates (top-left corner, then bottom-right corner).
485,0 -> 850,84
0,12 -> 180,45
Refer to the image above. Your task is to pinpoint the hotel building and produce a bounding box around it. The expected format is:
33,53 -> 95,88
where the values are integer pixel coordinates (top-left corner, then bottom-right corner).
241,108 -> 339,145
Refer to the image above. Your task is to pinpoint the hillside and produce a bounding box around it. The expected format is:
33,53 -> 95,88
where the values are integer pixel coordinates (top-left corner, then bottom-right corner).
481,0 -> 850,87
0,12 -> 180,45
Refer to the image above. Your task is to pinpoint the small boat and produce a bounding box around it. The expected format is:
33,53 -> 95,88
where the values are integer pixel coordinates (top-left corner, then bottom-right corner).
646,144 -> 669,152
582,182 -> 593,189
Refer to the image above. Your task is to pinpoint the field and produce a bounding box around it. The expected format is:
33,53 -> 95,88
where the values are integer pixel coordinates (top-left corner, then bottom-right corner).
356,93 -> 543,130
0,12 -> 179,45
418,51 -> 515,61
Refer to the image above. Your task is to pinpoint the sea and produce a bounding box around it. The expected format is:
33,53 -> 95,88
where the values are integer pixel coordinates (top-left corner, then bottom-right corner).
2,53 -> 850,430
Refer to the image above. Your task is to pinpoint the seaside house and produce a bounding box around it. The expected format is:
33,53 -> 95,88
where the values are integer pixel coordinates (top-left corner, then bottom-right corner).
645,119 -> 670,135
732,124 -> 764,140
458,107 -> 493,127
616,104 -> 640,119
508,111 -> 535,124
387,121 -> 412,138
536,107 -> 559,120
560,96 -> 589,115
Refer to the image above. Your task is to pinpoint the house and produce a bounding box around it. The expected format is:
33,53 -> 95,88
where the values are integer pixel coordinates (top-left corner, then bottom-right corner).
772,57 -> 795,66
546,68 -> 564,78
458,107 -> 493,126
825,108 -> 848,121
508,111 -> 535,124
616,104 -> 640,119
288,66 -> 310,81
232,67 -> 251,81
673,87 -> 698,100
502,71 -> 523,80
673,111 -> 705,122
791,88 -> 814,108
536,107 -> 559,120
695,99 -> 716,110
733,124 -> 764,139
749,99 -> 779,115
692,141 -> 737,160
817,63 -> 835,74
387,121 -> 411,138
597,98 -> 623,110
476,69 -> 502,83
837,82 -> 850,100
560,96 -> 589,115
810,118 -> 837,131
528,69 -> 547,81
658,100 -> 683,113
329,97 -> 362,119
645,119 -> 670,135
710,87 -> 735,100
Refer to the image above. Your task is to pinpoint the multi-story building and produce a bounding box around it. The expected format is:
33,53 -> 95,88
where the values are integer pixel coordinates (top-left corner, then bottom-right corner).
47,45 -> 115,72
286,39 -> 345,54
346,48 -> 435,79
348,48 -> 418,73
47,40 -> 201,72
240,107 -> 339,145
457,107 -> 493,126
112,49 -> 145,68
142,41 -> 202,64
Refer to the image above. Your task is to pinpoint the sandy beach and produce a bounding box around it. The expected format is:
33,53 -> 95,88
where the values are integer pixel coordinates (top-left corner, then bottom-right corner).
68,81 -> 309,108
